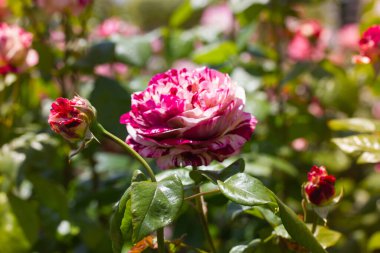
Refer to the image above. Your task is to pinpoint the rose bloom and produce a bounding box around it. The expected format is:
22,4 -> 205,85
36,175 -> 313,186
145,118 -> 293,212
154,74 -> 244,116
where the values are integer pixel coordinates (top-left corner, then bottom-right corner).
0,23 -> 38,75
120,67 -> 257,169
200,4 -> 234,35
48,96 -> 95,142
35,0 -> 91,14
304,165 -> 336,206
287,20 -> 326,62
353,25 -> 380,64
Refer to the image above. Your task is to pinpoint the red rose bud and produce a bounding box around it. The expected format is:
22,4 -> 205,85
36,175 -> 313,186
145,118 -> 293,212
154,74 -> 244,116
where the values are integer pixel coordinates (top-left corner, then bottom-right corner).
304,165 -> 336,206
353,25 -> 380,64
48,96 -> 95,142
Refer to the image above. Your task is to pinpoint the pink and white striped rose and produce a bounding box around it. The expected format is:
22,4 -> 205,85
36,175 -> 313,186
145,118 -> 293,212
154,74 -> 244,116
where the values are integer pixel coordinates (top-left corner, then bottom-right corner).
120,67 -> 257,169
0,23 -> 38,75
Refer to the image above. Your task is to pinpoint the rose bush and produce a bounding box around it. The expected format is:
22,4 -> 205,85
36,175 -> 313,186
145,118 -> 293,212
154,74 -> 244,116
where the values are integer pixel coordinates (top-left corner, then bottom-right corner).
120,67 -> 257,169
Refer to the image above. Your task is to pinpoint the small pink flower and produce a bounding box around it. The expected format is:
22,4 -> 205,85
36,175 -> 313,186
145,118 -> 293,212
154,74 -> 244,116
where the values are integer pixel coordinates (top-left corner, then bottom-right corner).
94,63 -> 128,78
338,24 -> 359,50
201,4 -> 234,35
353,25 -> 380,64
0,23 -> 37,75
287,20 -> 326,62
291,138 -> 309,152
35,0 -> 91,14
120,67 -> 257,169
94,18 -> 140,39
48,96 -> 96,142
304,165 -> 336,206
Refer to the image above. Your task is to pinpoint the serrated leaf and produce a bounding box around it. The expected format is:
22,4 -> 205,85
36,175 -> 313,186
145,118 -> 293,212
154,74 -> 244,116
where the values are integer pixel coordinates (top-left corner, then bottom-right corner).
275,197 -> 327,253
131,175 -> 183,242
328,118 -> 380,133
217,173 -> 277,207
190,158 -> 245,184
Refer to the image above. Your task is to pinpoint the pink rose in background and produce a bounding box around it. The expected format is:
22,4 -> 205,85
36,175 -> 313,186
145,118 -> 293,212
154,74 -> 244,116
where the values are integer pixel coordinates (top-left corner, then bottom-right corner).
353,25 -> 380,64
35,0 -> 91,14
201,4 -> 234,35
94,18 -> 140,39
338,24 -> 359,50
120,67 -> 257,169
0,23 -> 38,75
287,20 -> 326,62
94,63 -> 128,78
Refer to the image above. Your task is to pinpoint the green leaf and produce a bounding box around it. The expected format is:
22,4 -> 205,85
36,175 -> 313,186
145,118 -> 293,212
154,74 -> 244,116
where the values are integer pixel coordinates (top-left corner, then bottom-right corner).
190,158 -> 245,184
229,238 -> 261,253
90,76 -> 131,139
131,175 -> 183,242
275,197 -> 327,253
217,173 -> 277,207
169,0 -> 193,27
8,194 -> 39,245
368,231 -> 380,252
156,168 -> 194,186
192,42 -> 237,65
75,41 -> 116,71
313,226 -> 342,249
328,118 -> 380,133
332,134 -> 380,163
112,35 -> 152,67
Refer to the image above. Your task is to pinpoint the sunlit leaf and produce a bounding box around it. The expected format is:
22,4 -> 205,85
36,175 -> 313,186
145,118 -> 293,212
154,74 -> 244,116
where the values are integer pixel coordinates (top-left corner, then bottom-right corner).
131,175 -> 183,242
217,173 -> 277,207
328,118 -> 380,133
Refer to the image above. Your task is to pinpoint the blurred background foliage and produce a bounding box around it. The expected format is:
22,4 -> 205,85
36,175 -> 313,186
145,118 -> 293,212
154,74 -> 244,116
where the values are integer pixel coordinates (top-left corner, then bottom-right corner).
0,0 -> 380,252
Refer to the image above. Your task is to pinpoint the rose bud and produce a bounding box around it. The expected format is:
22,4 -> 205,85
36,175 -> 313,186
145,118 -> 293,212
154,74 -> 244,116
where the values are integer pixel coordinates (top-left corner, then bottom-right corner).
0,23 -> 38,75
304,165 -> 336,206
120,67 -> 257,170
48,96 -> 96,143
353,25 -> 380,64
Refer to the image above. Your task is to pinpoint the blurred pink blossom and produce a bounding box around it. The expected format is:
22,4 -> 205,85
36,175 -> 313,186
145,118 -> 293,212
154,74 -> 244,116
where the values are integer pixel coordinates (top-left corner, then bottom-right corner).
201,4 -> 234,35
287,20 -> 326,62
0,23 -> 38,75
338,24 -> 359,50
94,18 -> 140,39
120,67 -> 257,169
94,63 -> 128,78
291,138 -> 309,152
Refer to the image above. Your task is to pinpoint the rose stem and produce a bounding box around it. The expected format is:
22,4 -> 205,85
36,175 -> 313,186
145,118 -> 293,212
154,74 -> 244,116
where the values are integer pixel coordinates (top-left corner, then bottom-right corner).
94,123 -> 166,252
311,215 -> 319,234
193,167 -> 216,253
94,123 -> 157,182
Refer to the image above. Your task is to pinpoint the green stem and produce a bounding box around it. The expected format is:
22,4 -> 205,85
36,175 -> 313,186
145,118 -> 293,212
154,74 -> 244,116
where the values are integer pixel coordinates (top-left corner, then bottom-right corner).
157,228 -> 165,253
94,123 -> 166,251
184,189 -> 220,201
95,123 -> 156,182
194,187 -> 216,253
311,215 -> 319,234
